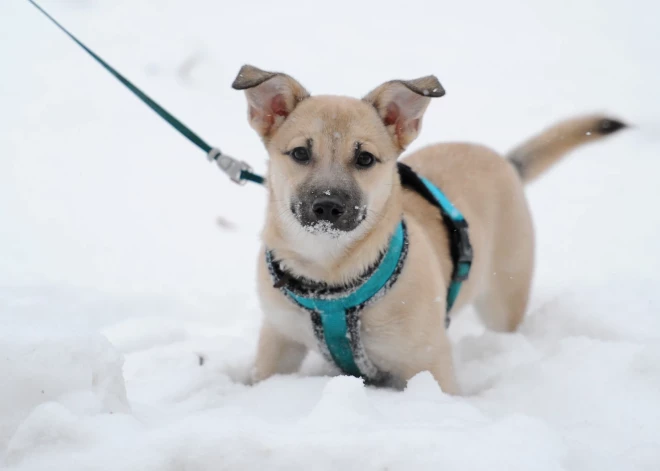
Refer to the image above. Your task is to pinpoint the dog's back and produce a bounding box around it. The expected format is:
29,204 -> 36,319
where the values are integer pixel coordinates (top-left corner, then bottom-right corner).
400,115 -> 627,331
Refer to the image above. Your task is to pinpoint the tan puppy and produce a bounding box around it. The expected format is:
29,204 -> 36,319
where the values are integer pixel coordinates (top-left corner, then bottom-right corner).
232,65 -> 626,393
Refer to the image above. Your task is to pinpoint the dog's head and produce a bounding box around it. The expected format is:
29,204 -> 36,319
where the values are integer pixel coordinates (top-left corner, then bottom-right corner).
233,65 -> 444,239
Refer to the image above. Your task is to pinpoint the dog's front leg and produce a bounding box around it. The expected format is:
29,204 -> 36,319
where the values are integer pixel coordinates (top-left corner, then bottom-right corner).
400,329 -> 459,395
251,322 -> 307,383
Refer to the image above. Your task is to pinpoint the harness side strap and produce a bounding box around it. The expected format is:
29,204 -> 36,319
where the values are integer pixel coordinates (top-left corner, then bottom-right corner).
27,0 -> 264,186
397,162 -> 473,320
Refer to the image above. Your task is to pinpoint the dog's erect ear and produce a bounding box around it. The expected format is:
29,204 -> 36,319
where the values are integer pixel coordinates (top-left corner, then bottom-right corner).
363,76 -> 445,150
232,65 -> 310,140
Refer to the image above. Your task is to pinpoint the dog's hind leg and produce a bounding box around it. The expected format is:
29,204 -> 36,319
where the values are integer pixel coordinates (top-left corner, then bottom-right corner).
252,323 -> 308,383
474,255 -> 533,333
472,178 -> 535,333
474,216 -> 534,333
474,277 -> 530,332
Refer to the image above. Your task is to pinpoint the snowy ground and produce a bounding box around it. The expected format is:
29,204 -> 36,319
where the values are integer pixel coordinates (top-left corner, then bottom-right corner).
2,0 -> 660,469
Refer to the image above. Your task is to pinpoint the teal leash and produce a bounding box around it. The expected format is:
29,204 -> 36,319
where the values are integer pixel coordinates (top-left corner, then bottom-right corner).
26,0 -> 264,186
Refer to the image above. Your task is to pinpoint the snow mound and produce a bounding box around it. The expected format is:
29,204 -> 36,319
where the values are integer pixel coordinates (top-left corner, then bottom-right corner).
0,329 -> 129,450
4,375 -> 565,471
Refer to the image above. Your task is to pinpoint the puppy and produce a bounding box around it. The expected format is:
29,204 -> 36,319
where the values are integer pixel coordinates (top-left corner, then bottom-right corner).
232,65 -> 626,393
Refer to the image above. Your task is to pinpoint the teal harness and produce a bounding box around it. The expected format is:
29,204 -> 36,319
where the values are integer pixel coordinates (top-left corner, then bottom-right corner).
267,163 -> 473,383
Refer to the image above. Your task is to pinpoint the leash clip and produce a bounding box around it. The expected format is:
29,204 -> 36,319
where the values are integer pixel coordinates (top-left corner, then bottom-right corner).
208,148 -> 251,185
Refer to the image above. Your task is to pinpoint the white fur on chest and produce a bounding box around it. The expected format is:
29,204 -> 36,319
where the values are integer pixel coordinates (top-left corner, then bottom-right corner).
263,284 -> 414,368
264,298 -> 319,349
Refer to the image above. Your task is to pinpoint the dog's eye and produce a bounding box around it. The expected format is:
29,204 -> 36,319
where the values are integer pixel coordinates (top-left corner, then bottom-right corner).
356,151 -> 376,168
290,147 -> 310,163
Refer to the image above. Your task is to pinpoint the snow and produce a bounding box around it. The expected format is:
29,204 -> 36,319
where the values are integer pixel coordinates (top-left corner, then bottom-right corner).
303,220 -> 344,237
0,329 -> 129,447
2,0 -> 660,469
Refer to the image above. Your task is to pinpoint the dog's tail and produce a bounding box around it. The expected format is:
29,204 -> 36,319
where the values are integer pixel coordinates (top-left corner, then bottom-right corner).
507,114 -> 627,184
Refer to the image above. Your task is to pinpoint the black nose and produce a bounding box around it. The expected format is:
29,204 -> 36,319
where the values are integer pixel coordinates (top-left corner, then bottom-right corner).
312,197 -> 346,223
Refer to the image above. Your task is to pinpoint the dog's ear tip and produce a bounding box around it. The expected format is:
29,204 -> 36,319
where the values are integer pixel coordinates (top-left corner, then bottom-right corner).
429,84 -> 446,98
402,75 -> 446,98
421,75 -> 446,98
231,65 -> 253,90
231,64 -> 273,90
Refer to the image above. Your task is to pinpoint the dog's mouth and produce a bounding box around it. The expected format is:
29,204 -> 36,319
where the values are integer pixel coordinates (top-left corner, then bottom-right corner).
290,200 -> 367,237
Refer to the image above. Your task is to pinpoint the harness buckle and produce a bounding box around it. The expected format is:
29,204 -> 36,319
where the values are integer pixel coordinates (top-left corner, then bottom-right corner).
208,148 -> 251,185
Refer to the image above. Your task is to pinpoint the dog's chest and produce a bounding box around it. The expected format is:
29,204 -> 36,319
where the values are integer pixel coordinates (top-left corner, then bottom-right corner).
266,299 -> 318,348
266,288 -> 401,367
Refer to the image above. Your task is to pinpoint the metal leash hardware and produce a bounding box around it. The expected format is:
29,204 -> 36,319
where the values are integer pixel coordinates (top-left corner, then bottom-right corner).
207,148 -> 253,185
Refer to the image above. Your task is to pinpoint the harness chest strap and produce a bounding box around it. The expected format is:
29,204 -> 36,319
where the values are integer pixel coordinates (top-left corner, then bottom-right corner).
267,222 -> 407,383
266,164 -> 473,382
